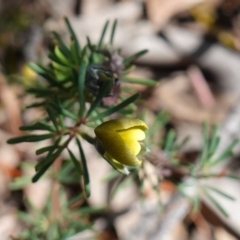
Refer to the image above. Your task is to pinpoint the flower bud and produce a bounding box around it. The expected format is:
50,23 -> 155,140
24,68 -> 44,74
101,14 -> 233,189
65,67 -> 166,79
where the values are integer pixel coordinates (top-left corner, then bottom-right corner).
85,65 -> 117,96
94,118 -> 148,174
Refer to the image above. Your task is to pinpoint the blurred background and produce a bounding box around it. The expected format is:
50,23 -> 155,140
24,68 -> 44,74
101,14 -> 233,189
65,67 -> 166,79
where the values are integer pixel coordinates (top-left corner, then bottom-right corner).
1,0 -> 240,239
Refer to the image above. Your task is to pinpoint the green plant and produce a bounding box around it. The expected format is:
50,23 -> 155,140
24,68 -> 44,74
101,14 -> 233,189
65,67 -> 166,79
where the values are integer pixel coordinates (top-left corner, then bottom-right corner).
7,18 -> 239,239
7,18 -> 156,239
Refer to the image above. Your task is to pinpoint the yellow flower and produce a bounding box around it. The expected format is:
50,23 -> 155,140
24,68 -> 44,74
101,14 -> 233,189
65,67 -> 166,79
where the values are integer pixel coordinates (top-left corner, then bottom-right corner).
21,64 -> 37,86
94,118 -> 148,174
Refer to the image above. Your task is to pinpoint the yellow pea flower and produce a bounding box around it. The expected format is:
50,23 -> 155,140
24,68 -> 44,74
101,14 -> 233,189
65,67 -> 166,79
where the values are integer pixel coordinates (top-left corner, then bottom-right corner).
94,118 -> 148,174
21,64 -> 37,86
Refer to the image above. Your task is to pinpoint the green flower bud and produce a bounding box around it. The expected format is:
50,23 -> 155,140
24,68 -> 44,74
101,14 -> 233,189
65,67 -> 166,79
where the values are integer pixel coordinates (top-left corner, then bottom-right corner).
86,65 -> 117,96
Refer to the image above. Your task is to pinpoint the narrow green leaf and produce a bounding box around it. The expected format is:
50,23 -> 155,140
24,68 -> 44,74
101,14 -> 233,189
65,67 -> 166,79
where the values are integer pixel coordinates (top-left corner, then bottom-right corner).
27,87 -> 53,95
119,108 -> 134,115
76,138 -> 90,197
29,62 -> 65,89
35,151 -> 55,172
19,122 -> 55,132
98,20 -> 109,48
123,49 -> 148,66
124,65 -> 136,75
36,145 -> 55,155
24,133 -> 54,142
18,212 -> 39,225
77,206 -> 106,215
199,122 -> 209,167
209,137 -> 220,158
87,109 -> 103,126
8,133 -> 53,144
148,111 -> 170,144
48,102 -> 78,121
123,77 -> 157,87
78,62 -> 87,117
64,21 -> 81,64
32,146 -> 64,182
32,159 -> 53,182
164,129 -> 176,153
70,222 -> 93,233
80,45 -> 88,62
58,160 -> 78,184
27,231 -> 39,240
119,96 -> 137,111
61,108 -> 78,121
40,72 -> 65,89
70,41 -> 81,64
48,52 -> 72,67
210,139 -> 239,166
7,135 -> 34,144
204,189 -> 229,217
29,62 -> 47,75
35,141 -> 60,172
156,110 -> 170,125
86,36 -> 92,48
175,136 -> 190,151
55,70 -> 71,81
208,125 -> 220,157
88,93 -> 140,122
47,222 -> 59,240
62,230 -> 76,239
78,132 -> 95,144
68,148 -> 83,175
110,19 -> 117,45
64,17 -> 81,52
205,185 -> 235,201
9,177 -> 31,190
51,59 -> 71,72
54,46 -> 71,65
86,81 -> 112,118
46,107 -> 59,130
52,31 -> 71,58
68,193 -> 85,207
26,101 -> 45,109
35,138 -> 62,172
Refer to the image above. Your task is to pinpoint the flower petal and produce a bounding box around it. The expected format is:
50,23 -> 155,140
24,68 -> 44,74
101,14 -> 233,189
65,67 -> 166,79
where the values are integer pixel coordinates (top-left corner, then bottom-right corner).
95,118 -> 148,132
118,128 -> 145,155
117,128 -> 146,141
